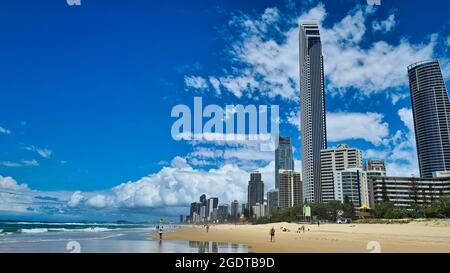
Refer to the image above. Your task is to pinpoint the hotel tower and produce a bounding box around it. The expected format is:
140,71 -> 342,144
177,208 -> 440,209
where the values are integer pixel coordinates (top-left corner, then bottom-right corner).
299,21 -> 327,203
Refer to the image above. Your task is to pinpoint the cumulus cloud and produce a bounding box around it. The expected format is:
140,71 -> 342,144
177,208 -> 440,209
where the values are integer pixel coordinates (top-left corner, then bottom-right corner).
285,110 -> 389,145
0,126 -> 11,134
364,108 -> 419,177
183,4 -> 437,103
67,191 -> 84,208
0,175 -> 29,191
327,112 -> 389,145
372,14 -> 397,33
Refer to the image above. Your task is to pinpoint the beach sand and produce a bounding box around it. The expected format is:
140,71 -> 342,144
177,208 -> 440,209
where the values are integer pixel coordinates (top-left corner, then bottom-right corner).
162,220 -> 450,253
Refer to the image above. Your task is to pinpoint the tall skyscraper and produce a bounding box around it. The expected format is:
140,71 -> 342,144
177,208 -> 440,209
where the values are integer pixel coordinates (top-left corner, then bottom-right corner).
408,60 -> 450,178
275,136 -> 294,189
207,197 -> 218,221
278,170 -> 302,209
320,144 -> 362,202
231,200 -> 239,220
267,189 -> 279,216
299,21 -> 327,203
217,204 -> 228,221
248,172 -> 264,207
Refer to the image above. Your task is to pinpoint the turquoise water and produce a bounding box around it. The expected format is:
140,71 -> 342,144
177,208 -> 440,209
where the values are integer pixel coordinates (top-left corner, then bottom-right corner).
0,221 -> 248,253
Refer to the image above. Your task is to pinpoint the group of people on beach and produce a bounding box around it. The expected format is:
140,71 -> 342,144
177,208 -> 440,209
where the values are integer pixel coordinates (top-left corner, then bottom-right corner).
269,222 -> 320,242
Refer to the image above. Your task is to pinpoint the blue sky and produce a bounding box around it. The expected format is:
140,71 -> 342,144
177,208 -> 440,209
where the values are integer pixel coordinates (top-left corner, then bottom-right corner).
1,0 -> 450,221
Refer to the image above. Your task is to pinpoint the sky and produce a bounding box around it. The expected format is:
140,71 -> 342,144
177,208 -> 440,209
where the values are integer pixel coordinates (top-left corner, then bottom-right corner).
1,0 -> 450,221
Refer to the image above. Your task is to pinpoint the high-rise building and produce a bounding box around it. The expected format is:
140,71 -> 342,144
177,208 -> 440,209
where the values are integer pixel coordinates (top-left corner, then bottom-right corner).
252,201 -> 267,219
231,200 -> 239,220
248,172 -> 264,207
334,168 -> 370,208
278,170 -> 302,208
267,189 -> 279,216
200,194 -> 207,206
369,174 -> 450,208
179,215 -> 184,224
275,136 -> 294,189
189,202 -> 197,223
320,144 -> 362,202
364,160 -> 386,174
364,160 -> 387,203
200,205 -> 206,222
207,197 -> 219,221
299,21 -> 327,203
217,204 -> 228,221
408,60 -> 450,178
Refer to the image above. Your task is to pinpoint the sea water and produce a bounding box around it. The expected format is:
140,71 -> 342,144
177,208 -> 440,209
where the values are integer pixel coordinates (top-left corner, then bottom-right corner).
0,221 -> 248,253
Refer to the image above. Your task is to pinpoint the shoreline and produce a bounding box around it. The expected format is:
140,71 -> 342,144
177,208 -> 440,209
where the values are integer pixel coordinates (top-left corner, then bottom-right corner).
161,220 -> 450,253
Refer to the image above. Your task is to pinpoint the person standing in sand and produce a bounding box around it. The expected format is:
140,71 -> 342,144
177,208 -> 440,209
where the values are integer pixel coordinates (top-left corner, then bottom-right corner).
157,224 -> 164,240
206,224 -> 210,233
270,227 -> 275,242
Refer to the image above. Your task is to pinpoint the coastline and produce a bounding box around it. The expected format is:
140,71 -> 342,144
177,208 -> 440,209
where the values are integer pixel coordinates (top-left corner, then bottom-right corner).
161,220 -> 450,253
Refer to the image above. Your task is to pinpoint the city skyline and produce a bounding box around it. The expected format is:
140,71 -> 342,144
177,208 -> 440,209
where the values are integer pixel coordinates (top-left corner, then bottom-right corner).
1,0 -> 450,221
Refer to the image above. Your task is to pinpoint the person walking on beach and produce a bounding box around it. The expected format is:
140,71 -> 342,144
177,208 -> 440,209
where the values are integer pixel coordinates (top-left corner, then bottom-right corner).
270,227 -> 275,242
317,220 -> 320,227
157,224 -> 164,240
206,224 -> 210,233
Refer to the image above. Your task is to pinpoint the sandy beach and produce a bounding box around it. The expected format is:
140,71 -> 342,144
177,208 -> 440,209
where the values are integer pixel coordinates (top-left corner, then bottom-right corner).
162,220 -> 450,253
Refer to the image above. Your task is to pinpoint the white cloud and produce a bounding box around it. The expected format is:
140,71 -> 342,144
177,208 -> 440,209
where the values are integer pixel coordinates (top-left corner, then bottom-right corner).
0,126 -> 11,135
0,159 -> 39,168
68,191 -> 84,208
184,76 -> 208,90
21,159 -> 39,167
170,156 -> 190,168
0,161 -> 22,168
209,77 -> 221,95
363,108 -> 419,177
25,145 -> 52,158
86,194 -> 113,209
315,112 -> 389,145
286,110 -> 301,131
0,175 -> 29,191
183,4 -> 437,104
372,14 -> 397,33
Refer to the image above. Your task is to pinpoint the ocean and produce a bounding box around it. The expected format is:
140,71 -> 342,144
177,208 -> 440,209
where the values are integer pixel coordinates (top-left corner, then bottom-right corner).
0,221 -> 248,253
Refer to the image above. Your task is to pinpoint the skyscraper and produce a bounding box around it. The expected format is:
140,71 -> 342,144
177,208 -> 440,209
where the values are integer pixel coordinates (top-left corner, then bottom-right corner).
278,170 -> 302,208
275,136 -> 294,189
267,189 -> 279,216
217,204 -> 228,221
247,171 -> 264,207
299,21 -> 327,203
207,197 -> 218,221
231,200 -> 239,220
408,60 -> 450,178
320,144 -> 362,202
